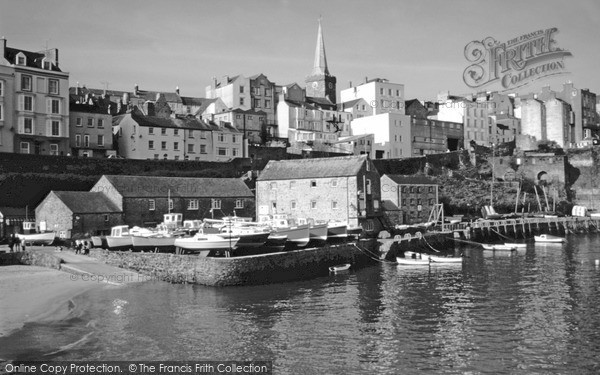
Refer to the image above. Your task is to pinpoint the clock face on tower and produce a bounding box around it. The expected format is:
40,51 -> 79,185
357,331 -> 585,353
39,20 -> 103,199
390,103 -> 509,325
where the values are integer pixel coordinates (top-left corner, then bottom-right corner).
312,82 -> 319,89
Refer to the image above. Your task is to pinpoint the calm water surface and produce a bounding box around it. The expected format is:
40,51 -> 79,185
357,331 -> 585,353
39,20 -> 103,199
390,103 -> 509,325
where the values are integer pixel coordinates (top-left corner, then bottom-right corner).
2,235 -> 600,374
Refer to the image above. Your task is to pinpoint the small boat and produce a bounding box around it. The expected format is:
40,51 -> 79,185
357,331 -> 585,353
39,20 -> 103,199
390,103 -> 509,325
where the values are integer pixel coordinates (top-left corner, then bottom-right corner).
420,254 -> 464,263
91,236 -> 104,248
396,256 -> 430,265
481,244 -> 517,251
16,232 -> 55,246
329,263 -> 351,272
219,226 -> 271,248
504,243 -> 527,249
265,233 -> 288,250
106,225 -> 134,250
534,234 -> 565,243
174,232 -> 239,256
131,234 -> 177,252
309,223 -> 328,243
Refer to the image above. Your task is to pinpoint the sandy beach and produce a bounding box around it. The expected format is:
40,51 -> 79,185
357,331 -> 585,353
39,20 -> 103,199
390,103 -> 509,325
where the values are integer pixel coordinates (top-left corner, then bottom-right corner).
0,265 -> 102,337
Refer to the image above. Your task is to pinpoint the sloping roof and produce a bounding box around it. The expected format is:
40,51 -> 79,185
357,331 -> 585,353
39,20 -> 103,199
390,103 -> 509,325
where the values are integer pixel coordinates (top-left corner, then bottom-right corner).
306,96 -> 336,109
381,200 -> 400,211
384,174 -> 438,186
337,99 -> 363,110
257,155 -> 369,181
70,102 -> 111,115
4,47 -> 62,72
0,207 -> 29,217
100,175 -> 253,198
52,191 -> 121,213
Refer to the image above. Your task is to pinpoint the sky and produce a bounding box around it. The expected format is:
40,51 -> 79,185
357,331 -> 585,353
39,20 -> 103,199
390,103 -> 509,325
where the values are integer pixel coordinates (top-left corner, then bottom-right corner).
1,0 -> 599,101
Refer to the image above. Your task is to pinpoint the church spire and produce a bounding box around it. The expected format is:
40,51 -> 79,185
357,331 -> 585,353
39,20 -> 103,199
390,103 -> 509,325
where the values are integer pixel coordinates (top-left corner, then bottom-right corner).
312,17 -> 329,76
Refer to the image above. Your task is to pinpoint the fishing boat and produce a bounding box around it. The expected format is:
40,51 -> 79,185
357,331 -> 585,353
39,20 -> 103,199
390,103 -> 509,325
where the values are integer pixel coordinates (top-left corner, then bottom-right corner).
264,233 -> 288,250
106,225 -> 154,250
420,254 -> 464,263
219,225 -> 271,248
131,234 -> 178,252
329,263 -> 351,273
504,243 -> 527,249
16,232 -> 56,246
326,221 -> 348,239
309,222 -> 328,243
396,256 -> 430,265
266,214 -> 310,247
481,244 -> 517,251
174,232 -> 239,256
534,234 -> 565,243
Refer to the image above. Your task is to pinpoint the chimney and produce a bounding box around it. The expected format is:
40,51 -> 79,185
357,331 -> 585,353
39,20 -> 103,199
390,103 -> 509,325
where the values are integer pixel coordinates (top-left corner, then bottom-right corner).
122,92 -> 130,105
134,84 -> 139,95
175,86 -> 180,95
349,81 -> 352,88
76,81 -> 81,96
365,76 -> 368,83
0,37 -> 5,59
212,77 -> 217,89
223,75 -> 229,85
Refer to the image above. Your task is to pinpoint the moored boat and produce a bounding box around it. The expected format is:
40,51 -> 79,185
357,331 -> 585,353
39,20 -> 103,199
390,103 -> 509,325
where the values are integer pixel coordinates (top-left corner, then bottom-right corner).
309,222 -> 328,243
16,232 -> 55,246
131,234 -> 177,252
504,243 -> 527,248
265,233 -> 288,250
534,234 -> 565,243
329,263 -> 351,273
219,226 -> 271,248
106,225 -> 134,250
481,244 -> 517,251
174,232 -> 239,256
396,256 -> 430,265
420,253 -> 464,263
327,221 -> 348,239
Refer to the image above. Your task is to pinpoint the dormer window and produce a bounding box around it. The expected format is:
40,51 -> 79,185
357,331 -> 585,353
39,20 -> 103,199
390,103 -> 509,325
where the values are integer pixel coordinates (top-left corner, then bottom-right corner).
16,52 -> 26,66
42,59 -> 52,70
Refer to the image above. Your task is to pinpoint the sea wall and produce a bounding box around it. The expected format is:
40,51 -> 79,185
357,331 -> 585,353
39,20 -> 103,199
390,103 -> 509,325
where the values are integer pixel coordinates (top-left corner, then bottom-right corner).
0,250 -> 62,268
89,241 -> 376,286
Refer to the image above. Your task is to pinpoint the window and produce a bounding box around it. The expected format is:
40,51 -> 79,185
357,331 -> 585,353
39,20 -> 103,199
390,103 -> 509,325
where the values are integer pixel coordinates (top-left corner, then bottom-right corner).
235,199 -> 244,209
174,129 -> 179,136
290,181 -> 296,189
331,179 -> 338,187
188,144 -> 194,153
98,119 -> 104,128
174,142 -> 179,150
23,95 -> 33,111
21,75 -> 32,91
366,179 -> 372,194
48,144 -> 58,155
97,135 -> 104,146
270,182 -> 277,190
23,118 -> 33,134
240,98 -> 244,106
271,201 -> 277,211
200,144 -> 206,154
49,99 -> 60,114
148,140 -> 154,149
48,79 -> 59,94
200,131 -> 206,139
232,148 -> 238,156
211,199 -> 221,209
20,142 -> 30,154
218,133 -> 225,142
0,103 -> 3,121
161,141 -> 167,150
154,154 -> 159,160
239,86 -> 244,93
388,89 -> 392,95
174,155 -> 179,160
0,81 -> 3,96
217,147 -> 227,156
254,98 -> 261,107
291,200 -> 297,210
265,100 -> 271,109
84,135 -> 90,147
51,121 -> 60,136
232,135 -> 237,143
168,199 -> 174,211
187,199 -> 199,210
311,180 -> 317,188
161,128 -> 167,135
429,186 -> 434,193
76,117 -> 82,127
75,135 -> 81,147
396,90 -> 400,96
149,127 -> 154,134
188,130 -> 194,138
311,201 -> 317,209
87,118 -> 94,127
149,199 -> 155,211
379,88 -> 384,95
374,200 -> 380,210
332,201 -> 338,209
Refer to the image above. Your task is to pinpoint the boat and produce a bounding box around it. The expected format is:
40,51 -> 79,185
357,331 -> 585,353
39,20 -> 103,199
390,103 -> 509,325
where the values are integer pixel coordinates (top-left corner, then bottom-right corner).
396,256 -> 430,265
308,222 -> 328,243
347,225 -> 362,239
534,234 -> 565,243
264,233 -> 288,250
16,232 -> 55,246
131,234 -> 178,252
420,254 -> 464,263
105,225 -> 141,250
219,225 -> 271,248
174,232 -> 239,256
329,263 -> 351,273
91,236 -> 109,249
326,221 -> 348,239
481,244 -> 517,251
266,214 -> 310,247
504,243 -> 527,249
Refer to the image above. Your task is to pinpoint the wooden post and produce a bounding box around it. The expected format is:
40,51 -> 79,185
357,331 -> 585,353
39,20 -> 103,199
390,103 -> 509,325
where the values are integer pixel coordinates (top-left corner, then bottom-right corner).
515,183 -> 521,214
534,186 -> 543,212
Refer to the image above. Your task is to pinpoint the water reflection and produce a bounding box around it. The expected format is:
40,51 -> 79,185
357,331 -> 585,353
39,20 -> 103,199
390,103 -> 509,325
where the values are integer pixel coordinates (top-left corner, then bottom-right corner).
1,236 -> 600,374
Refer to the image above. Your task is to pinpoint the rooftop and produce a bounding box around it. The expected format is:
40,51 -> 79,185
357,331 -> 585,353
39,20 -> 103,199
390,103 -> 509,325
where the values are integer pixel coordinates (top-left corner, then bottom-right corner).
257,155 -> 371,181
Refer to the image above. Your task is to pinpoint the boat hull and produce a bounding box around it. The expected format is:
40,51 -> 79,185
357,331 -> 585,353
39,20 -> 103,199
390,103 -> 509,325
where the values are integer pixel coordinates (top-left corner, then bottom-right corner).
106,236 -> 133,250
327,223 -> 348,239
482,244 -> 517,251
534,235 -> 565,243
16,232 -> 55,245
396,257 -> 430,265
174,236 -> 239,251
421,254 -> 463,263
274,224 -> 310,247
131,235 -> 176,251
309,223 -> 328,243
234,232 -> 270,248
329,263 -> 351,272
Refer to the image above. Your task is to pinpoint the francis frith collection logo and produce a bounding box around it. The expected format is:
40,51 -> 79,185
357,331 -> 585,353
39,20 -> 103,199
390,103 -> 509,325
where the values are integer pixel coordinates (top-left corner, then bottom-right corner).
463,27 -> 573,91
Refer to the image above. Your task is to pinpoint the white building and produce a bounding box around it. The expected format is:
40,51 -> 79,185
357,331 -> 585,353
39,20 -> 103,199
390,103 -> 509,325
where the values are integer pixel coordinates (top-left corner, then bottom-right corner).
340,78 -> 405,116
350,112 -> 412,159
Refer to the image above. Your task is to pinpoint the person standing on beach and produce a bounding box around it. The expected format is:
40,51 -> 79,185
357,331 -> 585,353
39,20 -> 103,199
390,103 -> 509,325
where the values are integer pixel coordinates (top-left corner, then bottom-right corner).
14,235 -> 21,251
8,234 -> 15,252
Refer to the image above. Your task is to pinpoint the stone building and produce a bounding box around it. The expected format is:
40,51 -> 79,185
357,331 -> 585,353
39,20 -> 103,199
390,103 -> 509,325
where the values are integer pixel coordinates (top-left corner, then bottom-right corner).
35,191 -> 123,238
90,175 -> 254,227
69,99 -> 114,158
255,155 -> 382,229
380,174 -> 439,225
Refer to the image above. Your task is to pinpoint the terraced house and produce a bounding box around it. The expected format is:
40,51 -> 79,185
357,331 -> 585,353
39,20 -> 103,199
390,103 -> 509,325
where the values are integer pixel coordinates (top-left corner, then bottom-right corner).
0,38 -> 70,155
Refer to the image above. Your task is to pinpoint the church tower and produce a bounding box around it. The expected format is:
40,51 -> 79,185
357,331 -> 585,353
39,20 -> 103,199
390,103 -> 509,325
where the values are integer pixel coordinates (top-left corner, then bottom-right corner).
305,19 -> 337,103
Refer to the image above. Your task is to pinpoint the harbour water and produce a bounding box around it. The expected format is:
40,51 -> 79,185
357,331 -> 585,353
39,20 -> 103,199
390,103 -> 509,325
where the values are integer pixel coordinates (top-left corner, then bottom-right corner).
2,235 -> 600,374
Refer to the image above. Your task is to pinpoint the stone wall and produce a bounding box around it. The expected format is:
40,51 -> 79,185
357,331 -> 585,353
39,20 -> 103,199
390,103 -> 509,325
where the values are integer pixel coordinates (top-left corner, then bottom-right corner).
89,242 -> 375,286
0,250 -> 62,268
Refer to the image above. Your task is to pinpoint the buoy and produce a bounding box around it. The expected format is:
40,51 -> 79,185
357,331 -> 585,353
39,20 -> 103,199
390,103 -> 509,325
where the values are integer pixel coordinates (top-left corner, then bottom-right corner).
595,259 -> 599,266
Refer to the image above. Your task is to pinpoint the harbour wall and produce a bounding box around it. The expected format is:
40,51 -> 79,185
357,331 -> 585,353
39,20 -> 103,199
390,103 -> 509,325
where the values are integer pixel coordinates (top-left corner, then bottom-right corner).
89,241 -> 378,286
0,249 -> 62,268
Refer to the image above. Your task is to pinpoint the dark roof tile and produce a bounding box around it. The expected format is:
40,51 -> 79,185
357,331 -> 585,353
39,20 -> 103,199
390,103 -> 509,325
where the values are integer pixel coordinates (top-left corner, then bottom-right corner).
257,155 -> 369,181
